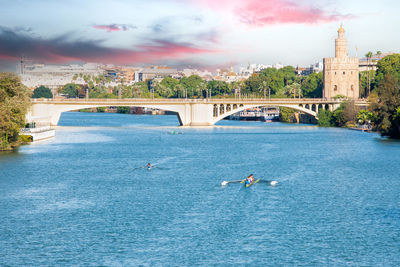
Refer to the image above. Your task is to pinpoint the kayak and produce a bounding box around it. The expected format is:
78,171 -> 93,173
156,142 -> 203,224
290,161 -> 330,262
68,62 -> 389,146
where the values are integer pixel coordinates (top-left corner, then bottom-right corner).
245,179 -> 260,188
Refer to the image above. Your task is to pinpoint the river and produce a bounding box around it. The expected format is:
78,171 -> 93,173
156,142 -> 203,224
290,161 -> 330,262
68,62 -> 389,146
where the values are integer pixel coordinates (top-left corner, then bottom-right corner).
1,112 -> 400,266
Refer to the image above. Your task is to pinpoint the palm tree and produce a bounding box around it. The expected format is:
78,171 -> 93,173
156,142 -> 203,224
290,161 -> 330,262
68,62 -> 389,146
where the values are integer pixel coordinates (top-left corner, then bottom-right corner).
260,81 -> 268,99
376,50 -> 382,60
285,83 -> 300,98
365,51 -> 373,96
132,84 -> 140,98
174,84 -> 185,99
198,81 -> 206,98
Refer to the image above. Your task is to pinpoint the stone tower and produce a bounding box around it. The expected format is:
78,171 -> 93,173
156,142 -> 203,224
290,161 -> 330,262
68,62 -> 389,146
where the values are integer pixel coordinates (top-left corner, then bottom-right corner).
323,26 -> 359,99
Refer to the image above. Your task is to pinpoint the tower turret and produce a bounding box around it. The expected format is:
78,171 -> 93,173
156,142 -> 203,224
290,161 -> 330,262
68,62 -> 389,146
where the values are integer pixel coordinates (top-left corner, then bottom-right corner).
335,25 -> 347,58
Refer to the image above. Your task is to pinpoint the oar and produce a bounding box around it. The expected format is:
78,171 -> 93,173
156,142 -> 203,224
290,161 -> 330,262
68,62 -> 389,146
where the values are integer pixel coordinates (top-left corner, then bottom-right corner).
132,165 -> 146,170
221,179 -> 245,186
258,179 -> 278,186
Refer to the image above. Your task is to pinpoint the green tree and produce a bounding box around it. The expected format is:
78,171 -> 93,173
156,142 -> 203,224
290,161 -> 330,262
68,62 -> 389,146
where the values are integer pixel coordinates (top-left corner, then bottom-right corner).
375,54 -> 400,86
32,85 -> 53,98
359,70 -> 375,98
285,82 -> 301,98
370,74 -> 400,138
89,85 -> 108,98
154,82 -> 174,98
207,80 -> 230,97
135,82 -> 150,98
243,73 -> 263,95
376,51 -> 382,60
180,75 -> 203,97
161,77 -> 179,90
117,106 -> 130,113
365,51 -> 373,96
332,108 -> 345,127
279,107 -> 296,122
243,66 -> 297,97
301,72 -> 323,98
317,109 -> 334,127
0,73 -> 32,150
62,83 -> 80,98
174,83 -> 185,98
331,100 -> 360,127
97,107 -> 106,112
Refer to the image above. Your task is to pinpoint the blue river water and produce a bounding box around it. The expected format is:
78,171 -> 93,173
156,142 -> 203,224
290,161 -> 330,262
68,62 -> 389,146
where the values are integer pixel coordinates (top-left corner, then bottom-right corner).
1,112 -> 400,266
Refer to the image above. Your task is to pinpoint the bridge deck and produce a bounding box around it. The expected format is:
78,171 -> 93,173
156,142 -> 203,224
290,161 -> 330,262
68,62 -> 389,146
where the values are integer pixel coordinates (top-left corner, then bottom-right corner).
31,98 -> 368,105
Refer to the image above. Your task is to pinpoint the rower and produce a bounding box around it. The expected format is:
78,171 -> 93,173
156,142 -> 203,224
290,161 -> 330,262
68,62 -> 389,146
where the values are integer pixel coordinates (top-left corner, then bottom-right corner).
245,174 -> 253,185
147,163 -> 151,169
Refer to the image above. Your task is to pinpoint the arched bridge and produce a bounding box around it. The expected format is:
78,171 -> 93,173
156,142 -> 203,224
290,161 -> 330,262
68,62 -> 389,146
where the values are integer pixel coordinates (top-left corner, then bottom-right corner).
28,98 -> 367,126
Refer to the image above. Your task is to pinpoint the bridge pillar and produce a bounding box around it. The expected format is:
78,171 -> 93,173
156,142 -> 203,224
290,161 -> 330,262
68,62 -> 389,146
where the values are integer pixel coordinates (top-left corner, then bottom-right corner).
177,103 -> 214,126
27,104 -> 63,126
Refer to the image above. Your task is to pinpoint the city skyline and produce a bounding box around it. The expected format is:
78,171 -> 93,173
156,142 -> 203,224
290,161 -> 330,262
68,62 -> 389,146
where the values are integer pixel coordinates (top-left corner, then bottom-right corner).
0,0 -> 399,71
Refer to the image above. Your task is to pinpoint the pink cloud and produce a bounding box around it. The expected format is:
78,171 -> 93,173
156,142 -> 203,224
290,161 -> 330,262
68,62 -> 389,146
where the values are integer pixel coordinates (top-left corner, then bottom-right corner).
193,0 -> 353,26
0,25 -> 218,65
0,54 -> 16,61
89,41 -> 219,64
93,24 -> 136,32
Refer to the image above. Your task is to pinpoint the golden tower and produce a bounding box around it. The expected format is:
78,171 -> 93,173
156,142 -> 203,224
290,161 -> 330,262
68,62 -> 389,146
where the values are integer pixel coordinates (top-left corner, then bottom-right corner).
323,26 -> 359,99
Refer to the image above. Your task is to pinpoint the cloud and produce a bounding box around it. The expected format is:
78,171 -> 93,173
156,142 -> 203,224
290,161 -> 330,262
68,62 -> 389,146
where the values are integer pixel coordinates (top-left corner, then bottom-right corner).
93,24 -> 137,32
0,27 -> 217,65
192,0 -> 354,26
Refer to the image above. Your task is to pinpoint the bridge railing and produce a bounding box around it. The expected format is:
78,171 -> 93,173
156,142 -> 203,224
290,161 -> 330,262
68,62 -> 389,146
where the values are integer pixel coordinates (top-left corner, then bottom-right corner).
31,97 -> 357,104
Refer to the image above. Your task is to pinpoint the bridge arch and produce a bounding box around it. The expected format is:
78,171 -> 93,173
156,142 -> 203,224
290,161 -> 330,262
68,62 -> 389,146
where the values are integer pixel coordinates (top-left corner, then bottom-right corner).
28,103 -> 187,126
212,103 -> 318,125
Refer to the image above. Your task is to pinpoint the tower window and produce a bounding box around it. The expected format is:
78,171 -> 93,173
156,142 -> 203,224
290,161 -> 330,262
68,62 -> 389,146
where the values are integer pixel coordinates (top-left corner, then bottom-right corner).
335,72 -> 336,75
343,72 -> 345,75
351,85 -> 354,91
334,85 -> 338,91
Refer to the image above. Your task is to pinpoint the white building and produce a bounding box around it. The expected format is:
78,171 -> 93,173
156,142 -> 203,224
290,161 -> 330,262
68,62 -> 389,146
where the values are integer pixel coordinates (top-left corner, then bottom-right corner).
136,67 -> 179,82
20,63 -> 105,89
182,68 -> 213,80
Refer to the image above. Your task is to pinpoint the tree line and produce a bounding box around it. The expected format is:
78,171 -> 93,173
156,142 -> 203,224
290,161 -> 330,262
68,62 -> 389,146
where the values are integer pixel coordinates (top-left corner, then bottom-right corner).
32,66 -> 323,100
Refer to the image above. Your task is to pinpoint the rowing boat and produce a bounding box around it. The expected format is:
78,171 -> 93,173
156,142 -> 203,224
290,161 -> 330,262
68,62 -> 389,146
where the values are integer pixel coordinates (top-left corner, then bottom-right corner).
245,179 -> 260,187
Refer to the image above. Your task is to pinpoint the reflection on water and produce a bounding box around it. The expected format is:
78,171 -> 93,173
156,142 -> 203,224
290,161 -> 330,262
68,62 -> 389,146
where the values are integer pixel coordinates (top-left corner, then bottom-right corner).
0,112 -> 399,266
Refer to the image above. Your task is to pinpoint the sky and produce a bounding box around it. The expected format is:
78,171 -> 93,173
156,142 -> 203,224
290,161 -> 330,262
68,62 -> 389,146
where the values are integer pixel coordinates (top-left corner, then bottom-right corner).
0,0 -> 399,71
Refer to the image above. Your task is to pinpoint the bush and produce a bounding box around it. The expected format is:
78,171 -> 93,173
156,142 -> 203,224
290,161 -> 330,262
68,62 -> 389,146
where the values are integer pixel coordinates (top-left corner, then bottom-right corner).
317,109 -> 334,127
19,135 -> 33,143
79,108 -> 92,112
117,106 -> 130,113
279,107 -> 295,122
